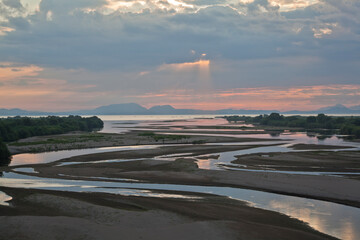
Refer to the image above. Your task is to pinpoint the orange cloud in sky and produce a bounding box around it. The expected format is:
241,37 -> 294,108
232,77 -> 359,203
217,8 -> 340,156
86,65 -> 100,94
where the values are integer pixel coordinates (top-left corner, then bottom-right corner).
0,62 -> 100,111
0,62 -> 43,81
0,27 -> 15,36
0,83 -> 101,111
158,59 -> 210,72
133,85 -> 360,111
1,61 -> 359,112
158,59 -> 211,86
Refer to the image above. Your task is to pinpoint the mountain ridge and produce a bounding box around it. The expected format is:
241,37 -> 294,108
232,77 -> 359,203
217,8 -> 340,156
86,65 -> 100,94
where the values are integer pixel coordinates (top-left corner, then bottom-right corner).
1,103 -> 360,116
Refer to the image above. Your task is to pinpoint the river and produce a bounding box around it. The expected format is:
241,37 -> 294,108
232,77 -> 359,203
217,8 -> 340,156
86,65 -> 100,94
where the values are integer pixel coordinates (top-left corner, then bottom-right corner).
2,116 -> 360,240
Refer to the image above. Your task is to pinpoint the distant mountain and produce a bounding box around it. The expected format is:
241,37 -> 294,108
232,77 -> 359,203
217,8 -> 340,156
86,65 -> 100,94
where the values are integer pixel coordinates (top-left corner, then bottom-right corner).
88,103 -> 148,115
284,104 -> 360,114
148,105 -> 178,114
350,105 -> 360,111
1,103 -> 360,116
317,104 -> 353,114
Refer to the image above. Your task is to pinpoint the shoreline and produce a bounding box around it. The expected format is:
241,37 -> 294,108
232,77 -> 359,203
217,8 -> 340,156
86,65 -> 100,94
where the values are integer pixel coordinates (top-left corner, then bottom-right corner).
7,131 -> 281,155
2,120 -> 359,240
6,145 -> 360,208
0,187 -> 337,240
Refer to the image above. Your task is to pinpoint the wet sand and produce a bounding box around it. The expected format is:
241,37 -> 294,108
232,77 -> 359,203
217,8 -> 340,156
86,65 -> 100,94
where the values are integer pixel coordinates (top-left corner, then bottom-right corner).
2,123 -> 359,239
0,187 -> 336,240
289,144 -> 355,150
8,146 -> 360,208
8,131 -> 279,154
232,151 -> 360,175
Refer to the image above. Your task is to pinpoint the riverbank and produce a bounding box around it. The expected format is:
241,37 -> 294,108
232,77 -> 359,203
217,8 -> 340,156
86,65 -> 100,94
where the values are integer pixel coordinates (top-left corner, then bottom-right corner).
0,187 -> 336,240
7,145 -> 360,208
231,150 -> 360,179
2,117 -> 359,240
7,131 -> 279,155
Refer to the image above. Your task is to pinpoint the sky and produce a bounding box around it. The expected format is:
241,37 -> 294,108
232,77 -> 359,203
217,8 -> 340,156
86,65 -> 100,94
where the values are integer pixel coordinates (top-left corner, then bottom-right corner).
0,0 -> 359,111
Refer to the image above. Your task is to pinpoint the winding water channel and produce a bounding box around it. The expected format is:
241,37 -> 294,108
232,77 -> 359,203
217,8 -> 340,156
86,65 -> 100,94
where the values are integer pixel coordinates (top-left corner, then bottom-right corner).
2,118 -> 360,240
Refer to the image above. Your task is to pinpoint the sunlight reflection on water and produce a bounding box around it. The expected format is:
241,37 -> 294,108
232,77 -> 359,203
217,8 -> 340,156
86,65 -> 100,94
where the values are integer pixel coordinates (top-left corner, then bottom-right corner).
0,191 -> 12,206
1,171 -> 359,240
4,116 -> 360,240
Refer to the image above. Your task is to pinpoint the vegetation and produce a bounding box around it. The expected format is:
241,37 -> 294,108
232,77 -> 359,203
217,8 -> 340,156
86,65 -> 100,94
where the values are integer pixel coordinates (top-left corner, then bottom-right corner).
138,132 -> 190,143
0,116 -> 104,164
0,115 -> 103,142
0,139 -> 11,166
223,113 -> 360,138
8,133 -> 106,147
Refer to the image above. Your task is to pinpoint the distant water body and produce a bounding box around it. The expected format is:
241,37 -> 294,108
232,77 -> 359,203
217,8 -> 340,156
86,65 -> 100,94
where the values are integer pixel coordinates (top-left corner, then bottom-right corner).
1,113 -> 360,120
92,114 -> 360,121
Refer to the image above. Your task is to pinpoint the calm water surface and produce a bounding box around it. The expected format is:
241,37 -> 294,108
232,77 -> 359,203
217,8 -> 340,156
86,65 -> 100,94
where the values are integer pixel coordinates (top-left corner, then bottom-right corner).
3,115 -> 360,240
1,171 -> 359,240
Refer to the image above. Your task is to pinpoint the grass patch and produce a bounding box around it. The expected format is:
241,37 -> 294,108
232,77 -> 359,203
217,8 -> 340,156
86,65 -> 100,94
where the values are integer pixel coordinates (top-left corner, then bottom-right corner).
9,133 -> 107,146
138,132 -> 190,142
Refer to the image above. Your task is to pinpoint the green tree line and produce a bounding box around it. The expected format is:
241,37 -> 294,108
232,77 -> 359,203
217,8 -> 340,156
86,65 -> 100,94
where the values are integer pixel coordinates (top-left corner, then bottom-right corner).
0,115 -> 103,165
224,113 -> 360,138
0,139 -> 11,166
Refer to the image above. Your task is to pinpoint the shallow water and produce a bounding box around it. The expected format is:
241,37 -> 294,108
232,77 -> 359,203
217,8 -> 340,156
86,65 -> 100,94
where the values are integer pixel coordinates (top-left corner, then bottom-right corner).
99,116 -> 228,133
4,116 -> 360,240
1,171 -> 359,240
0,191 -> 12,206
12,167 -> 39,174
10,140 -> 284,167
14,118 -> 355,168
10,145 -> 160,166
161,131 -> 360,147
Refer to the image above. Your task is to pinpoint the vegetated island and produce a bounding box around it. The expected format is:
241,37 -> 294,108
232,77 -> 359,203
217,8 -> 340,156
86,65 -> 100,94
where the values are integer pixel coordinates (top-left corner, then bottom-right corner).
0,116 -> 103,165
1,116 -> 281,165
223,113 -> 360,138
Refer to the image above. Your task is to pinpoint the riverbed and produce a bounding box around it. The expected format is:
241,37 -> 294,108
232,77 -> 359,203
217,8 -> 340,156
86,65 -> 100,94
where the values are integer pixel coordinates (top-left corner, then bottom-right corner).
1,116 -> 360,240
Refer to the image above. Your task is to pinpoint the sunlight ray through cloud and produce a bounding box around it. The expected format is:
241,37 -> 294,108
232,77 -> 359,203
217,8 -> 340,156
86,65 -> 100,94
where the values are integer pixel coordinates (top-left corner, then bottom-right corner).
0,0 -> 359,111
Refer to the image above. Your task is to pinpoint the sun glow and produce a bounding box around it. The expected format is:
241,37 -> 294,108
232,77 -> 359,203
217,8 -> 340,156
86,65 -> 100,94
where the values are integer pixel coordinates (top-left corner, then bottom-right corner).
101,0 -> 194,13
0,26 -> 15,36
269,0 -> 320,12
0,62 -> 43,80
158,59 -> 211,84
158,59 -> 210,71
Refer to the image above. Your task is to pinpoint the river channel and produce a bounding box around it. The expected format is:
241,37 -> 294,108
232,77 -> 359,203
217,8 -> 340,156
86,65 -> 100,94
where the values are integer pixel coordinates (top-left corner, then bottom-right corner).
2,117 -> 360,240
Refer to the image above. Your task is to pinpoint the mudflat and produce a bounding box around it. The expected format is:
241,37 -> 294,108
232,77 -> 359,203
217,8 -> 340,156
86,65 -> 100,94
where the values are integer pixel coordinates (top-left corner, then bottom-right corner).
2,122 -> 360,240
9,145 -> 360,208
0,187 -> 336,240
8,131 -> 279,154
231,150 -> 360,175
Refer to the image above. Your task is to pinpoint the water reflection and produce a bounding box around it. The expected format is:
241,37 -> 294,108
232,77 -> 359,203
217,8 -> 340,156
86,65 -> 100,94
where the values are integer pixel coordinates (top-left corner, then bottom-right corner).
10,145 -> 160,166
1,171 -> 359,240
197,159 -> 211,169
4,116 -> 360,240
99,117 -> 229,133
0,191 -> 12,206
268,199 -> 358,240
163,131 -> 359,147
12,167 -> 38,174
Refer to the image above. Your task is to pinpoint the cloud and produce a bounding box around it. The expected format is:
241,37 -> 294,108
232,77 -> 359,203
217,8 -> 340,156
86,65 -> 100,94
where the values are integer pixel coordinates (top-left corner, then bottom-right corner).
2,0 -> 24,10
0,0 -> 359,110
0,62 -> 43,82
158,59 -> 210,71
128,84 -> 360,111
1,0 -> 359,71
